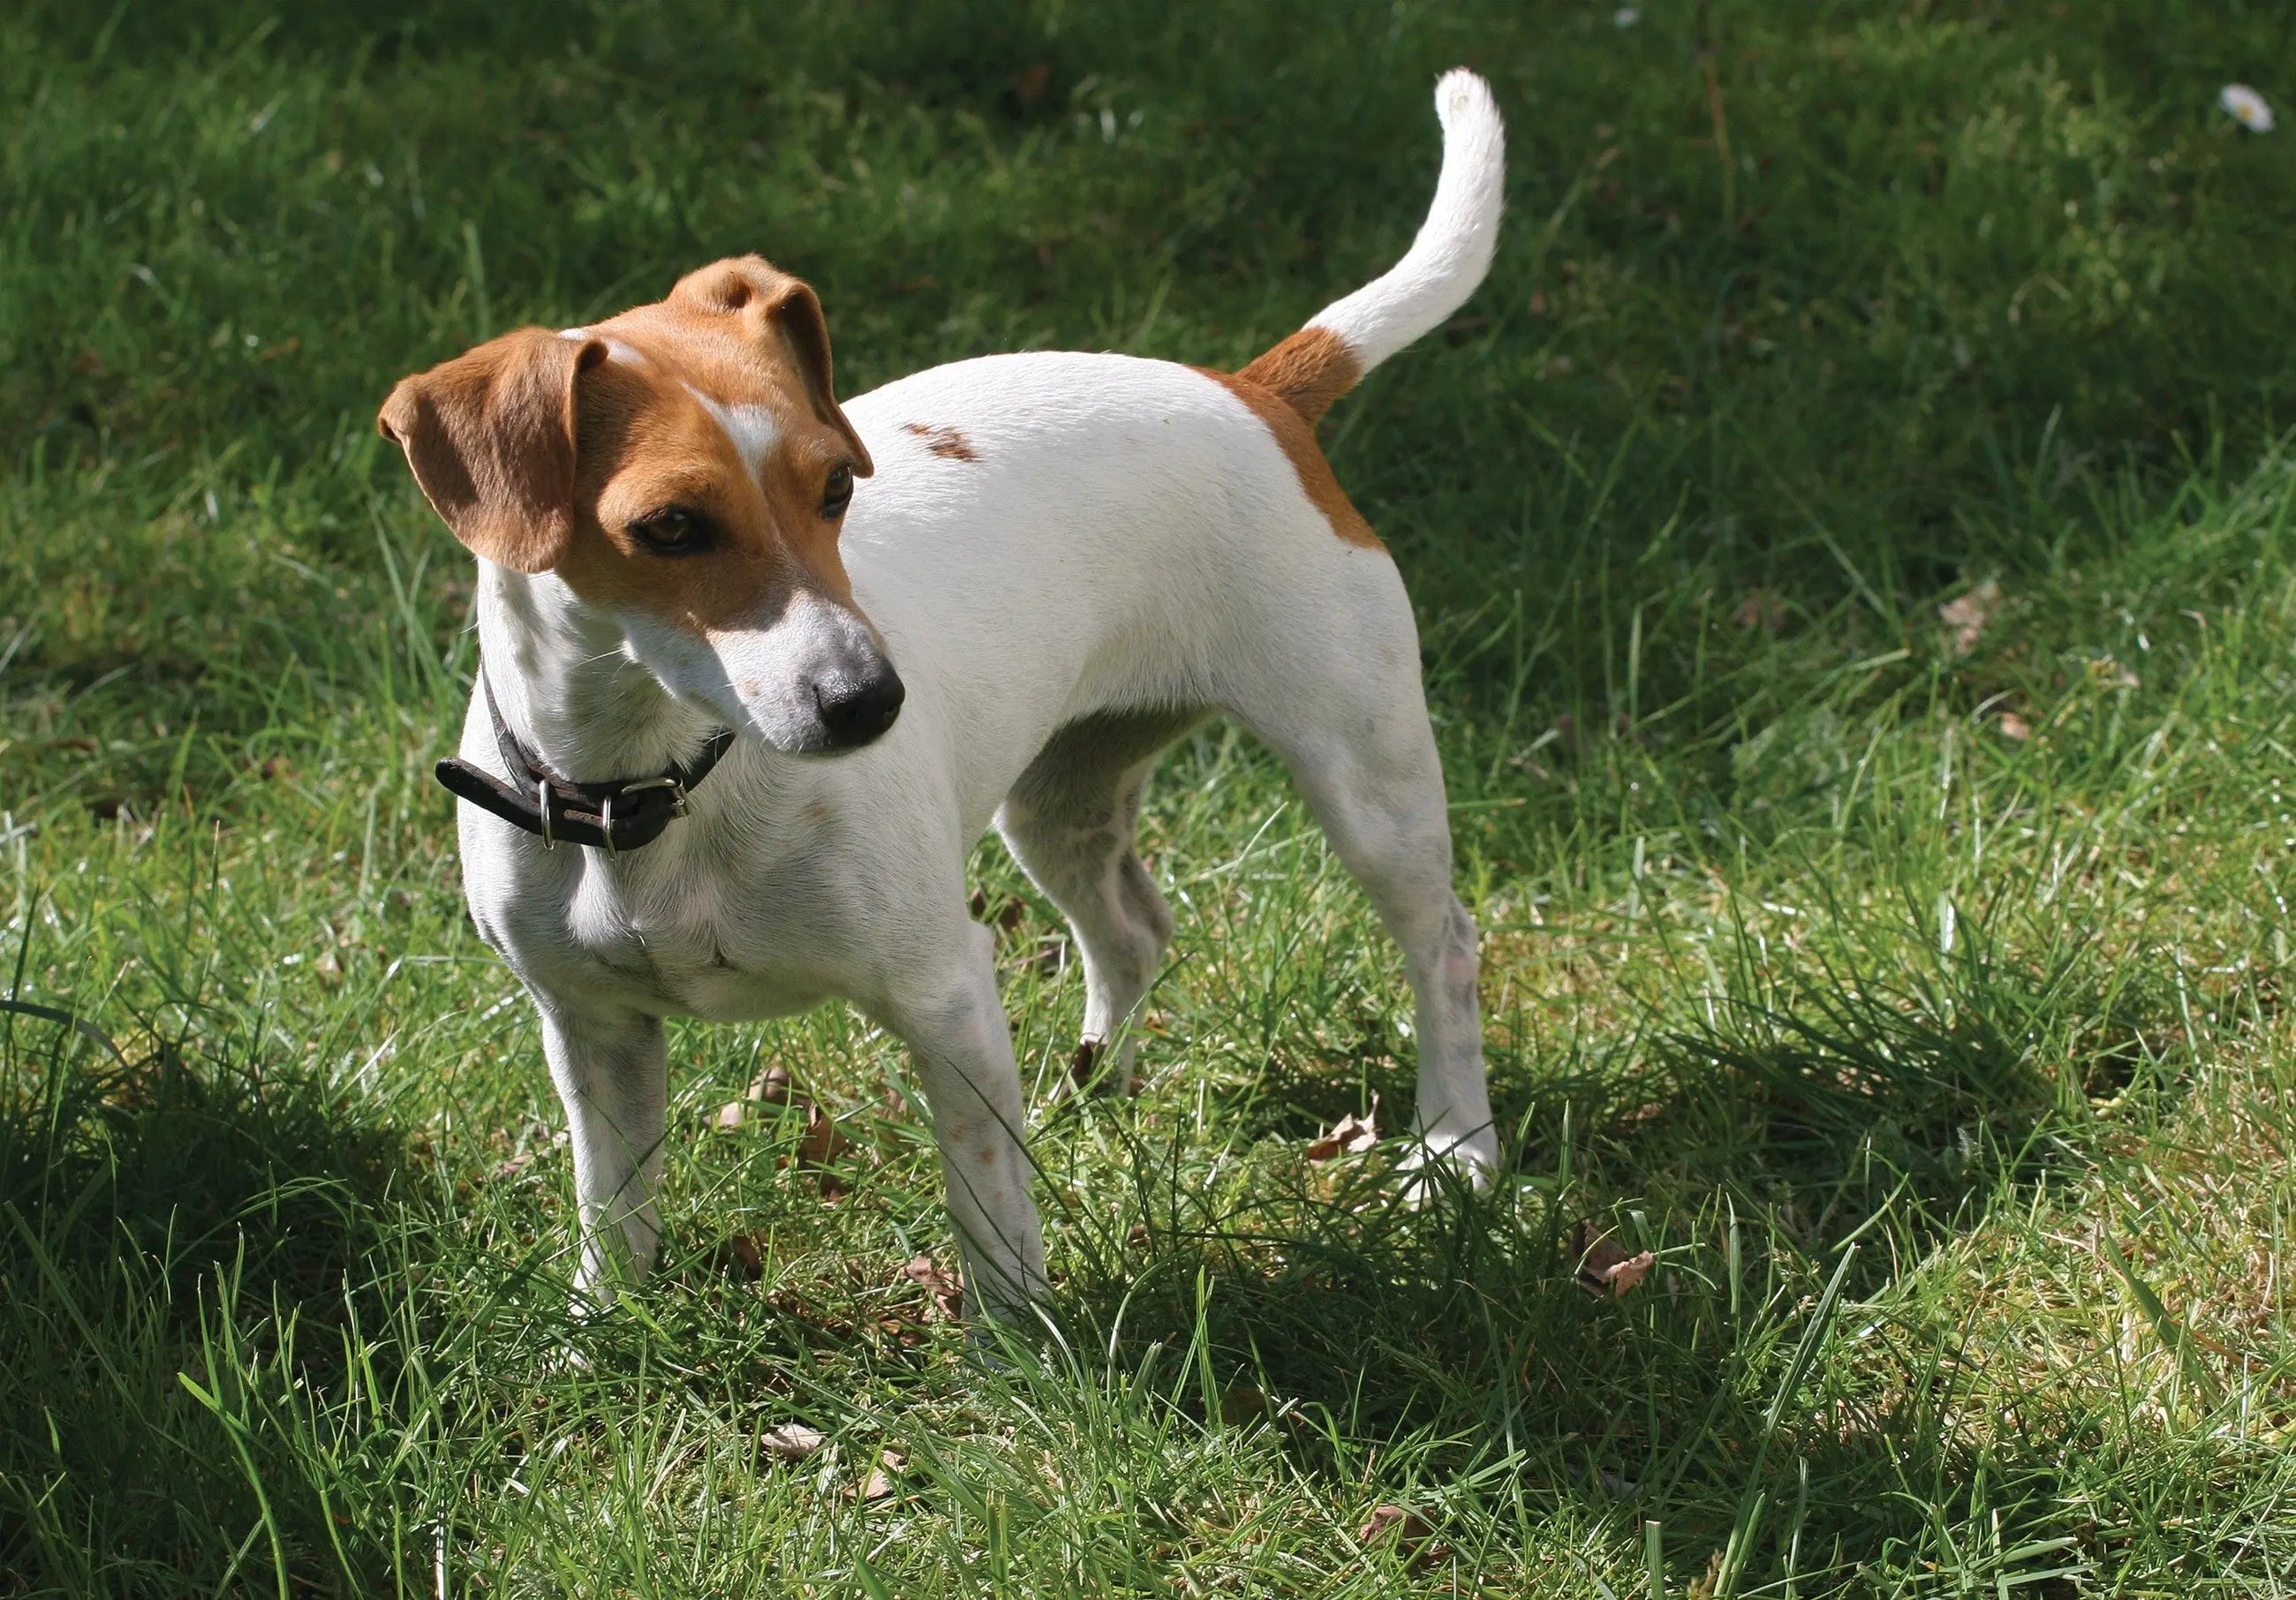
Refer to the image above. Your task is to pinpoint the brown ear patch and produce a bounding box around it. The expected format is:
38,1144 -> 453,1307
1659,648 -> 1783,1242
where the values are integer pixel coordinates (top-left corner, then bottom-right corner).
668,257 -> 876,480
903,422 -> 978,462
1236,326 -> 1362,430
1197,367 -> 1384,551
377,328 -> 605,573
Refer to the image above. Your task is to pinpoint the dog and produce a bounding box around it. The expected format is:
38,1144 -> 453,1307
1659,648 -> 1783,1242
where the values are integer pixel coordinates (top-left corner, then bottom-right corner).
377,70 -> 1506,1319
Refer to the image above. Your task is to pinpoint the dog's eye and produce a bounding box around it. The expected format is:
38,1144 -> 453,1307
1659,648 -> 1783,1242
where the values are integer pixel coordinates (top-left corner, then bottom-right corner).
821,464 -> 855,519
630,506 -> 712,555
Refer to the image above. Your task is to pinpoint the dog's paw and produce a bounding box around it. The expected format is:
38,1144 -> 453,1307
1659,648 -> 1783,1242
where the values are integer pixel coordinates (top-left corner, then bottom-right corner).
1396,1126 -> 1499,1208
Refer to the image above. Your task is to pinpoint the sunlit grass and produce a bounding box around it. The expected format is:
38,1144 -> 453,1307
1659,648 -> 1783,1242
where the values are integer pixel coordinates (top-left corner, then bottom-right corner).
6,1 -> 2296,1594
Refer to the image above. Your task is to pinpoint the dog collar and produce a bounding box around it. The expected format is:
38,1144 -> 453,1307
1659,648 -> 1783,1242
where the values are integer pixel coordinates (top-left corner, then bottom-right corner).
433,671 -> 736,855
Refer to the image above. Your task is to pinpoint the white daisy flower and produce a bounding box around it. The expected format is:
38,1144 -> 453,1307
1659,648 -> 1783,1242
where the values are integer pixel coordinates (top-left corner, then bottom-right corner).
2221,83 -> 2275,133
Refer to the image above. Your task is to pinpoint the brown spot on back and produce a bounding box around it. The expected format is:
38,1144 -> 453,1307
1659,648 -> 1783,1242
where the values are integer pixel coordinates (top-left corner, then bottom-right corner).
1235,326 -> 1361,429
1197,367 -> 1384,551
903,422 -> 978,462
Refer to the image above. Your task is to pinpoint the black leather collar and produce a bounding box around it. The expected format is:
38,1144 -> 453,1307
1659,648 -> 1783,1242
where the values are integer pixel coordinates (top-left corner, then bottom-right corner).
434,672 -> 735,854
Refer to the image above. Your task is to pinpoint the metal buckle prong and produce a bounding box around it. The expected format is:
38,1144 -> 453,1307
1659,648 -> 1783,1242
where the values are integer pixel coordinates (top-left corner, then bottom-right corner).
539,782 -> 557,850
600,791 -> 617,857
619,774 -> 691,817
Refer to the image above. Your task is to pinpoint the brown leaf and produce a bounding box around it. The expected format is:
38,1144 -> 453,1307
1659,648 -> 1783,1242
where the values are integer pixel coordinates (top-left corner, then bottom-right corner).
901,1254 -> 965,1322
1011,62 -> 1052,109
1016,934 -> 1067,974
1997,711 -> 2032,742
751,1065 -> 792,1105
1730,589 -> 1788,634
1570,1221 -> 1656,1298
852,1447 -> 905,1503
1358,1503 -> 1439,1565
1069,1038 -> 1101,1088
717,1066 -> 795,1128
1218,1385 -> 1269,1426
759,1422 -> 825,1462
483,1128 -> 568,1183
710,1234 -> 765,1281
797,1106 -> 850,1166
1939,577 -> 2002,656
1307,1096 -> 1381,1161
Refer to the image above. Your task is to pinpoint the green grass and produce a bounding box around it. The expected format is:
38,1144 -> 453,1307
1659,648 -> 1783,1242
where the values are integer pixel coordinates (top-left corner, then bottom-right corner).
6,0 -> 2296,1592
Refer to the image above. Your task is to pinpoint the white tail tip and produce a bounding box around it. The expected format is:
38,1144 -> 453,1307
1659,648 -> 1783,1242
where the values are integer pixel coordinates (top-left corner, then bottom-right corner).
1303,69 -> 1507,374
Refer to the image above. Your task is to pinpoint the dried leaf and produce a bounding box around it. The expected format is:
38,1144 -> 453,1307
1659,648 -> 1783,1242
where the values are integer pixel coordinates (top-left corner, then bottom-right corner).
1939,577 -> 2002,656
1016,934 -> 1067,974
484,1128 -> 568,1183
1307,1097 -> 1381,1161
1730,589 -> 1787,634
797,1106 -> 850,1167
1011,62 -> 1053,109
852,1447 -> 905,1503
1570,1221 -> 1656,1298
710,1234 -> 764,1281
901,1254 -> 965,1321
1218,1385 -> 1271,1426
717,1066 -> 795,1128
1358,1503 -> 1439,1565
759,1422 -> 825,1462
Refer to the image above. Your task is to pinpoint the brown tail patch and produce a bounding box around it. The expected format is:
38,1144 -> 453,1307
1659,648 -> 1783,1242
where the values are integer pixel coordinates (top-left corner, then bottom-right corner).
903,422 -> 978,462
1235,326 -> 1361,429
1197,367 -> 1383,552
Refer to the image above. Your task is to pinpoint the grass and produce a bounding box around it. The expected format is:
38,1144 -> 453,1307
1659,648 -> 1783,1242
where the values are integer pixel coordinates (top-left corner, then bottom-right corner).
5,0 -> 2296,1592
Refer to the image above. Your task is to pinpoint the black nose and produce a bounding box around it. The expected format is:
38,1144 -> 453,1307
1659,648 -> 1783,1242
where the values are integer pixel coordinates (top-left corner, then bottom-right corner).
812,667 -> 904,750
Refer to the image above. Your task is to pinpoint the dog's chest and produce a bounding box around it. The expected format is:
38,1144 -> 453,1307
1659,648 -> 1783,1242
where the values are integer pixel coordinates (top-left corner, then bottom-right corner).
489,837 -> 849,1023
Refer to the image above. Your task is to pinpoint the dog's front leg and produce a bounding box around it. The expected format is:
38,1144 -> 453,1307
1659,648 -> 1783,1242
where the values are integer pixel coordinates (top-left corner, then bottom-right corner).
538,1004 -> 668,1307
873,923 -> 1051,1325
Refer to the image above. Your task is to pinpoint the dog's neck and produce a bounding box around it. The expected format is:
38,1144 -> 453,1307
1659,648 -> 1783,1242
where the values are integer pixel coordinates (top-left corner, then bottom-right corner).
474,562 -> 724,783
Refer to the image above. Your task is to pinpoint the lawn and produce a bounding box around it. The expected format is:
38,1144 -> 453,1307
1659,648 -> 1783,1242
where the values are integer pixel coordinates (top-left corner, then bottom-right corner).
5,0 -> 2296,1593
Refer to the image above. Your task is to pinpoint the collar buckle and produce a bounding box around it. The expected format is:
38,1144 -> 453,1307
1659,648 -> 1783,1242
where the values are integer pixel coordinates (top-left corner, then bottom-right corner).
617,774 -> 691,818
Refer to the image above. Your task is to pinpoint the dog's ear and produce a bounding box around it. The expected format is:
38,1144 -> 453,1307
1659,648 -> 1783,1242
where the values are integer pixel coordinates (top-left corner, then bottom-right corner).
671,257 -> 875,479
377,328 -> 608,573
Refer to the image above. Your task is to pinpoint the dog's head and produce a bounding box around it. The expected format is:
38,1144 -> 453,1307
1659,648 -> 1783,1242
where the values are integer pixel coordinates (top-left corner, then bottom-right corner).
378,256 -> 900,754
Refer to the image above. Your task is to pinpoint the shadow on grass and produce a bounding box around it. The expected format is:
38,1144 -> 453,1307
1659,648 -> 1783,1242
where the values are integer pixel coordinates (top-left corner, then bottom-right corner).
1046,946 -> 2183,1590
0,1011 -> 412,1594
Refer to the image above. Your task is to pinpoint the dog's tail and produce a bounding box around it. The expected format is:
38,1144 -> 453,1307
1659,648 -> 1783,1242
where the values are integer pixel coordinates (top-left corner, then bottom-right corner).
1237,69 -> 1504,426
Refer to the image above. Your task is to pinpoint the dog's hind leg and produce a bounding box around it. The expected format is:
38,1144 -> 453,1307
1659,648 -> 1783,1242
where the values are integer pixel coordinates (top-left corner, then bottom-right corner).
1228,574 -> 1498,1189
540,1005 -> 669,1305
998,709 -> 1205,1093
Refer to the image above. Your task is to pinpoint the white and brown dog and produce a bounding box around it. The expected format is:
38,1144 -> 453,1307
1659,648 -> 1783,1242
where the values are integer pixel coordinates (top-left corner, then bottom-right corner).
379,71 -> 1506,1319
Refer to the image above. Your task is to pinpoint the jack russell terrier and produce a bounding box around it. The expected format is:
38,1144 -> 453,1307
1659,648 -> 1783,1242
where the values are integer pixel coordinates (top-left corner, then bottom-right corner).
379,70 -> 1506,1320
